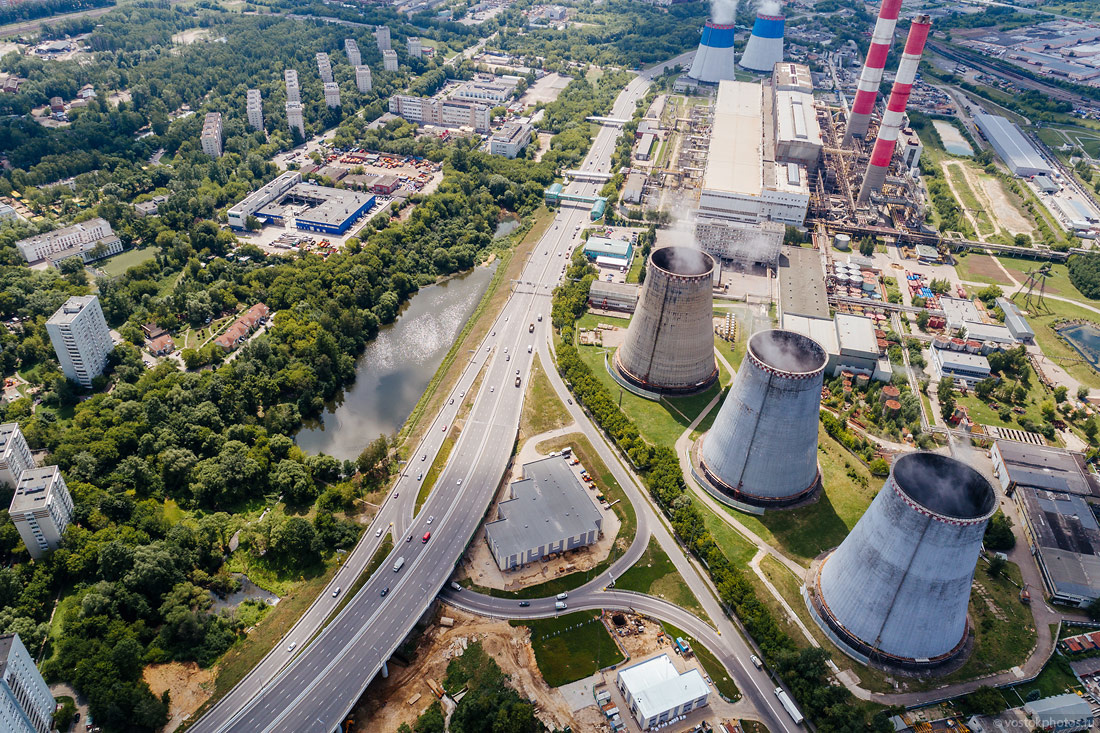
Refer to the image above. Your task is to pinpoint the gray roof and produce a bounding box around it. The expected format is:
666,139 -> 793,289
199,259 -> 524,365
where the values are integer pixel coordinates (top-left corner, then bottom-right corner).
589,281 -> 640,299
1018,487 -> 1100,600
46,295 -> 101,327
996,441 -> 1099,496
779,246 -> 829,319
996,298 -> 1035,340
485,456 -> 602,559
975,113 -> 1052,175
0,423 -> 20,453
1025,694 -> 1093,731
10,466 -> 62,513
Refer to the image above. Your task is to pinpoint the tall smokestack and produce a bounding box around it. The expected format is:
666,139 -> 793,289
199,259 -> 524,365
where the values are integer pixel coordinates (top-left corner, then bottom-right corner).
739,12 -> 785,73
808,452 -> 995,670
613,246 -> 717,394
858,15 -> 931,202
699,329 -> 826,506
689,21 -> 738,83
844,0 -> 904,143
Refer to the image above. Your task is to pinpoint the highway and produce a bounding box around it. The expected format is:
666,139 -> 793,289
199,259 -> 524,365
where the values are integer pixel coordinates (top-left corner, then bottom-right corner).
191,50 -> 799,733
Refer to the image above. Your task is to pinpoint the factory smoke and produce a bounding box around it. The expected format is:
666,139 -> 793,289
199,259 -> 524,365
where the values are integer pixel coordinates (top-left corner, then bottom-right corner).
750,330 -> 824,373
710,0 -> 738,25
654,244 -> 710,276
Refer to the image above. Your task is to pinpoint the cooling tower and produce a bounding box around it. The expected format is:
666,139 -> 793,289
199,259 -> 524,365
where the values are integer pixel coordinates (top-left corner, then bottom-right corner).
699,330 -> 825,505
689,21 -> 738,83
844,0 -> 904,143
858,15 -> 932,202
613,247 -> 717,394
739,13 -> 785,73
810,452 -> 996,669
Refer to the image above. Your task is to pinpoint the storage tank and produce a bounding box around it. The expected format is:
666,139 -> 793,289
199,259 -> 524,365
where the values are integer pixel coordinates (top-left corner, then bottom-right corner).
699,329 -> 826,506
614,246 -> 718,393
809,452 -> 996,669
834,233 -> 852,251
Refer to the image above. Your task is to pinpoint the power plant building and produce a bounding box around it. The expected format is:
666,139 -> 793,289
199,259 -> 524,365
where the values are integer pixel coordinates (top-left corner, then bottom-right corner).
9,466 -> 74,559
739,12 -> 785,72
46,295 -> 114,388
974,113 -> 1053,177
810,453 -> 996,669
0,424 -> 33,490
614,247 -> 717,394
484,456 -> 603,572
615,654 -> 710,730
782,312 -> 892,382
688,21 -> 737,84
588,281 -> 640,314
246,89 -> 263,131
700,329 -> 826,506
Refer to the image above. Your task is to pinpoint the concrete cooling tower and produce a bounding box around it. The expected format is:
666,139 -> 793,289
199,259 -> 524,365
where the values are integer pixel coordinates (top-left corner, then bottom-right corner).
739,13 -> 785,72
699,330 -> 825,506
809,452 -> 996,670
613,247 -> 717,394
689,21 -> 738,83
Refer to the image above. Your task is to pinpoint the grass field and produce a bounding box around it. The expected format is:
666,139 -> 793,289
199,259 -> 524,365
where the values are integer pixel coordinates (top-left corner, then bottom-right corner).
660,621 -> 741,701
519,352 -> 572,440
1011,294 -> 1100,389
1003,653 -> 1080,706
614,537 -> 710,623
945,164 -> 996,237
699,505 -> 757,567
96,247 -> 158,277
512,611 -> 624,687
718,428 -> 879,566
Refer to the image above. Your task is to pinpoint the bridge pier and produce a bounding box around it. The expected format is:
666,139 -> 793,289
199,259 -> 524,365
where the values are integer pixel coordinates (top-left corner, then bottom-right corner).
382,661 -> 389,678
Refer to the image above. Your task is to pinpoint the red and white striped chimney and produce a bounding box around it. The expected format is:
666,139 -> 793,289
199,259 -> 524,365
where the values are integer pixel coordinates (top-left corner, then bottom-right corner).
858,15 -> 931,203
844,0 -> 904,142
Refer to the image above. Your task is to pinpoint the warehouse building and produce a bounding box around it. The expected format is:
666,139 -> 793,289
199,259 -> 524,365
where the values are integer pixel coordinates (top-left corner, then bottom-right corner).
583,237 -> 633,263
974,113 -> 1052,177
991,441 -> 1099,497
930,347 -> 991,386
997,298 -> 1035,343
484,456 -> 603,572
228,171 -> 302,230
227,172 -> 374,235
615,654 -> 709,730
588,281 -> 640,313
1024,694 -> 1094,733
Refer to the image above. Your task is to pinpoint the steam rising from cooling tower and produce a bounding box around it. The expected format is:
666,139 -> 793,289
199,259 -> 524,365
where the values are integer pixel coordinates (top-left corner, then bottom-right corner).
613,246 -> 717,394
809,452 -> 996,670
739,6 -> 785,72
699,329 -> 826,506
689,1 -> 739,83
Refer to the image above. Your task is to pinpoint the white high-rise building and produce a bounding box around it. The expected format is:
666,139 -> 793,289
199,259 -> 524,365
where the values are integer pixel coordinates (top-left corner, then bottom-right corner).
407,36 -> 422,58
324,82 -> 341,108
45,295 -> 113,388
284,69 -> 300,104
0,424 -> 33,490
9,466 -> 73,559
200,111 -> 223,157
382,49 -> 399,72
355,65 -> 372,93
286,101 -> 305,138
345,38 -> 360,67
0,633 -> 54,733
246,89 -> 263,131
375,25 -> 391,51
316,52 -> 333,83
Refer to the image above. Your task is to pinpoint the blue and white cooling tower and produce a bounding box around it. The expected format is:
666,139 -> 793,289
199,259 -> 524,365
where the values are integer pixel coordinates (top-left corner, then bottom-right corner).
688,21 -> 738,84
739,13 -> 785,72
809,452 -> 996,670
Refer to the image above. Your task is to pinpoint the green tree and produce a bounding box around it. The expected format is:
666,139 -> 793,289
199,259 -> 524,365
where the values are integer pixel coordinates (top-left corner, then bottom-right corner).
984,512 -> 1016,552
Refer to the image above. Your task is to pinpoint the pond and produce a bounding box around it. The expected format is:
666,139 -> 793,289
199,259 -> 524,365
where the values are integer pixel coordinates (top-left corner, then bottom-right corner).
933,120 -> 974,157
494,215 -> 521,239
209,573 -> 280,611
1058,322 -> 1100,372
294,263 -> 497,460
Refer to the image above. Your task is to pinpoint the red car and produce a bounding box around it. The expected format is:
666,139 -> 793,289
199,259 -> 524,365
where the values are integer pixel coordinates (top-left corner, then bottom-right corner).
422,532 -> 431,543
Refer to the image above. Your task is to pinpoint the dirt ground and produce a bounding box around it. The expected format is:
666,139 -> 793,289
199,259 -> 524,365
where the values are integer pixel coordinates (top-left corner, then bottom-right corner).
171,28 -> 212,45
143,662 -> 216,732
954,163 -> 1034,237
350,607 -> 581,732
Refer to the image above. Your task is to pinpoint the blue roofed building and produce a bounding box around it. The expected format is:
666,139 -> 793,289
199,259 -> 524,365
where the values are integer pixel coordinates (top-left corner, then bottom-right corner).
582,236 -> 633,262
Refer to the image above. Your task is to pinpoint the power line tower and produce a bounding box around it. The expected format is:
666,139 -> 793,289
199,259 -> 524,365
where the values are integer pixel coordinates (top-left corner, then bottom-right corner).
1013,264 -> 1052,314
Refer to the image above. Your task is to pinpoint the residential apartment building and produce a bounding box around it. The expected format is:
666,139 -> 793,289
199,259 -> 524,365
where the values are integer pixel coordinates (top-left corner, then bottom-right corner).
0,424 -> 32,490
286,101 -> 305,138
9,466 -> 73,559
284,69 -> 300,104
344,38 -> 361,66
407,36 -> 422,58
388,94 -> 490,132
0,633 -> 54,733
324,82 -> 341,108
375,24 -> 391,51
15,218 -> 121,265
45,295 -> 113,388
246,89 -> 263,131
355,65 -> 372,93
201,111 -> 223,157
316,52 -> 333,83
382,49 -> 398,72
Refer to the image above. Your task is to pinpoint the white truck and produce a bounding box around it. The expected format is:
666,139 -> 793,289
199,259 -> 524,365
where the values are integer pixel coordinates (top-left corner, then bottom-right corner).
393,557 -> 406,572
775,687 -> 804,725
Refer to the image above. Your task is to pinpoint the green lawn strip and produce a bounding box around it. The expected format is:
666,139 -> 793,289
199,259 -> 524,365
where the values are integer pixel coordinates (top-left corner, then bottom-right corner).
715,427 -> 878,567
96,246 -> 158,277
945,164 -> 996,236
699,506 -> 757,567
519,352 -> 572,438
1011,294 -> 1100,389
305,535 -> 393,647
626,254 -> 645,283
741,720 -> 771,733
1003,653 -> 1080,706
461,432 -> 636,600
416,429 -> 458,513
954,377 -> 1052,438
614,536 -> 711,624
659,622 -> 740,701
715,333 -> 746,372
511,610 -> 624,687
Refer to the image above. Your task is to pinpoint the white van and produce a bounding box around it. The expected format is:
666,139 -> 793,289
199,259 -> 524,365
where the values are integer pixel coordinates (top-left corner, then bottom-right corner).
393,557 -> 406,572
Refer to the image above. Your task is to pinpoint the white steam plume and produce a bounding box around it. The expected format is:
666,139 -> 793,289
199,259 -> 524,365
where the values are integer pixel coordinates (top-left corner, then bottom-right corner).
756,0 -> 782,16
710,0 -> 738,25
